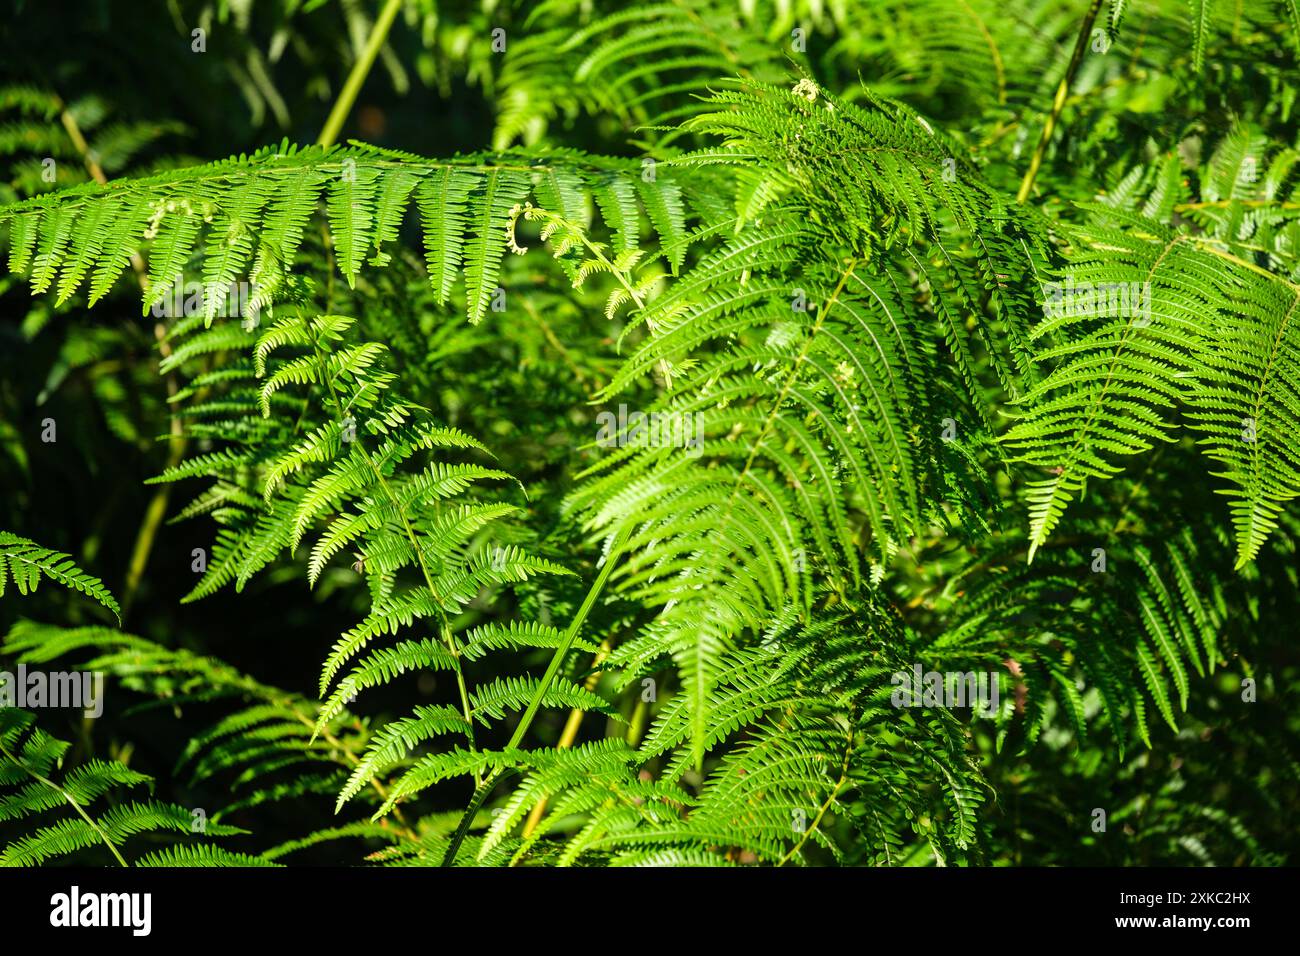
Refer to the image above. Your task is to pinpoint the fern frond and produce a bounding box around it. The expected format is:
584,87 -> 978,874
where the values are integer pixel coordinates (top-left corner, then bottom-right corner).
0,532 -> 121,621
0,141 -> 697,324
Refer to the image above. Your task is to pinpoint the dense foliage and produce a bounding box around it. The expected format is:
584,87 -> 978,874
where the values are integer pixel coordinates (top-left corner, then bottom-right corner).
1,0 -> 1297,867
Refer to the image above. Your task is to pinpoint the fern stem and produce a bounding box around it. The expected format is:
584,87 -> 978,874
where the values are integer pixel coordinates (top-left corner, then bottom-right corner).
519,639 -> 612,841
54,97 -> 181,621
0,738 -> 129,867
776,731 -> 853,866
521,296 -> 594,390
1183,235 -> 1300,288
954,0 -> 1006,104
440,524 -> 631,866
725,260 -> 857,529
625,695 -> 650,746
317,0 -> 404,148
1016,0 -> 1105,203
506,526 -> 629,754
120,434 -> 184,620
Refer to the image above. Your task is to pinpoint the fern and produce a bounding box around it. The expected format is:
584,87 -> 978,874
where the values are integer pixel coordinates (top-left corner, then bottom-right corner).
0,140 -> 693,325
1005,123 -> 1300,566
121,307 -> 636,848
0,708 -> 261,866
470,605 -> 987,866
566,81 -> 1042,761
0,532 -> 121,621
1,0 -> 1297,872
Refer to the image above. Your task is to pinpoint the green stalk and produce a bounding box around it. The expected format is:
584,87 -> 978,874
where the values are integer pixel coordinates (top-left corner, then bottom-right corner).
316,0 -> 404,148
57,96 -> 175,622
1016,0 -> 1105,203
439,523 -> 632,867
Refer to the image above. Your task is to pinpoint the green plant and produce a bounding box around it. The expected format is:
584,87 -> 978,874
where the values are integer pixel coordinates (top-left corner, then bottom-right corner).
0,540 -> 264,865
1,0 -> 1296,868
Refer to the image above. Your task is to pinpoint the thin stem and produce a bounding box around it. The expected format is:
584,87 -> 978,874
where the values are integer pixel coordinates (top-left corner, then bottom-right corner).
316,0 -> 404,148
776,730 -> 854,866
121,432 -> 184,620
954,0 -> 1006,104
439,524 -> 632,866
507,526 -> 629,754
521,296 -> 595,391
1182,235 -> 1300,288
1016,0 -> 1105,203
0,738 -> 129,866
725,259 -> 857,520
519,639 -> 612,841
625,695 -> 650,746
57,97 -> 180,621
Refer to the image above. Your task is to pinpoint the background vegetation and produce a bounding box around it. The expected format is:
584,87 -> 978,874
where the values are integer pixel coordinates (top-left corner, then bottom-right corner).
0,0 -> 1297,866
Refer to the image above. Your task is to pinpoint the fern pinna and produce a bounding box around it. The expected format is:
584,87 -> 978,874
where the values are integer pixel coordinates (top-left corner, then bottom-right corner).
2,0 -> 1299,869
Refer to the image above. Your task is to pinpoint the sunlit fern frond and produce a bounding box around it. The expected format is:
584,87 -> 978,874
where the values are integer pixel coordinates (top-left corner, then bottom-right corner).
0,139 -> 695,324
0,532 -> 121,621
0,708 -> 263,866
